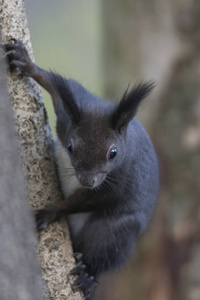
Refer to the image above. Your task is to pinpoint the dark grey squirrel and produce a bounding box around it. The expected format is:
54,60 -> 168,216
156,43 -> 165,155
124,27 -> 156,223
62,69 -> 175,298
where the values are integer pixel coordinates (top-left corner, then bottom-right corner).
4,39 -> 159,300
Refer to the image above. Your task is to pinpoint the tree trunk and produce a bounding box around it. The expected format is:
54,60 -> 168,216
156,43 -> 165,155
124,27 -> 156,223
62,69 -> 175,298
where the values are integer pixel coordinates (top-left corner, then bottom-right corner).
0,1 -> 83,299
143,2 -> 200,299
0,45 -> 44,300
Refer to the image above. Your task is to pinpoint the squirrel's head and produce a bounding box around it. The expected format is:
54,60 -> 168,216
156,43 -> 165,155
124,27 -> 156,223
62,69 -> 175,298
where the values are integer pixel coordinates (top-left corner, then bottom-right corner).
56,80 -> 154,189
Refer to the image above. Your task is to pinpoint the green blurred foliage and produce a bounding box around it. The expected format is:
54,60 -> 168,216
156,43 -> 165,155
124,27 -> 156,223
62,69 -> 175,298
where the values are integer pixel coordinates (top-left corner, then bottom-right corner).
25,0 -> 103,135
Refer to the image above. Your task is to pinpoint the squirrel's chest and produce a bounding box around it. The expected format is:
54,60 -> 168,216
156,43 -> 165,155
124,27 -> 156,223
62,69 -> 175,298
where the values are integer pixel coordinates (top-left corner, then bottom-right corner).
55,140 -> 91,236
55,140 -> 82,197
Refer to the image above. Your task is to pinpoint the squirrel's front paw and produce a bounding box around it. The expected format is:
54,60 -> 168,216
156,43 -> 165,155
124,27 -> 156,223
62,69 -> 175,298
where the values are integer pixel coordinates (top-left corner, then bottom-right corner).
34,209 -> 59,232
3,39 -> 34,75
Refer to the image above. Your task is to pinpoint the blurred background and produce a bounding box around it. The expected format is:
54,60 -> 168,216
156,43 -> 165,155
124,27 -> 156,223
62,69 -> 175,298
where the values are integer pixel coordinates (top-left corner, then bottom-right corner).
25,1 -> 200,299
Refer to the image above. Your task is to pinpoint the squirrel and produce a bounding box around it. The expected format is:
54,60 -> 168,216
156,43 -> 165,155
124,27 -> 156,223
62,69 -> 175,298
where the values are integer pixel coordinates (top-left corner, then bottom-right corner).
4,39 -> 159,300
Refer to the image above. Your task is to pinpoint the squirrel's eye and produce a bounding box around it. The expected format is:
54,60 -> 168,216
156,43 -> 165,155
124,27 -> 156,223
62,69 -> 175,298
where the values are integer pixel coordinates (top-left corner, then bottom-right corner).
109,147 -> 117,160
68,143 -> 73,153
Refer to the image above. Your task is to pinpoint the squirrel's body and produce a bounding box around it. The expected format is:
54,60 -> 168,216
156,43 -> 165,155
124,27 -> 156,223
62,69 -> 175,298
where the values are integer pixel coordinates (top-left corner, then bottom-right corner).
4,39 -> 159,300
55,139 -> 91,237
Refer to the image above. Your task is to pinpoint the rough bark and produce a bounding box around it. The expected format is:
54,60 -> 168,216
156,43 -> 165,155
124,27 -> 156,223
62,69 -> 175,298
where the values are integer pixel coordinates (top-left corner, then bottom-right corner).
0,1 -> 83,299
0,45 -> 44,300
102,1 -> 200,300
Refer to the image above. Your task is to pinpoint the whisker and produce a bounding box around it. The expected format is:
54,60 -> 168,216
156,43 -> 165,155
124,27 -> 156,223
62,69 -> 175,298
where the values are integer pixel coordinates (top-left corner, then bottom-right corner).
106,176 -> 133,195
104,178 -> 121,195
107,174 -> 133,183
59,169 -> 75,174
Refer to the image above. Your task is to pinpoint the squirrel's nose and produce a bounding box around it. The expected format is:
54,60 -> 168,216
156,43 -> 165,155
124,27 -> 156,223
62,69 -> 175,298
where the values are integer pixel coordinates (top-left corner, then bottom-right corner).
76,171 -> 96,188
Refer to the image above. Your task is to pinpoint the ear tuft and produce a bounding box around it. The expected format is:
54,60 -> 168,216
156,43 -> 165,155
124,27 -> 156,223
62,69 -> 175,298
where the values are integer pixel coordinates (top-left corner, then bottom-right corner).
112,81 -> 155,132
50,72 -> 80,125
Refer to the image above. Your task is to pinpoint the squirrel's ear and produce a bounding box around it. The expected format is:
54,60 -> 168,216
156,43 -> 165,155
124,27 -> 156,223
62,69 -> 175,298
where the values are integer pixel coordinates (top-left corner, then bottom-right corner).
111,81 -> 155,133
51,73 -> 80,125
